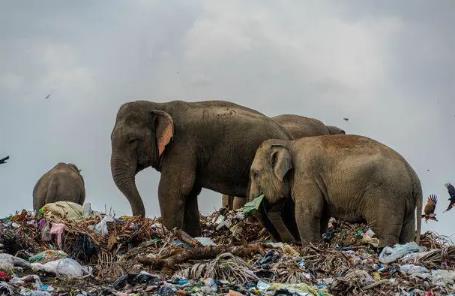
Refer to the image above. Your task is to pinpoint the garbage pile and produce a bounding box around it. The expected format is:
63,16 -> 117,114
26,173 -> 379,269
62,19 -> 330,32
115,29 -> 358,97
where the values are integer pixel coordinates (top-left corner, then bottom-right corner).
0,201 -> 454,295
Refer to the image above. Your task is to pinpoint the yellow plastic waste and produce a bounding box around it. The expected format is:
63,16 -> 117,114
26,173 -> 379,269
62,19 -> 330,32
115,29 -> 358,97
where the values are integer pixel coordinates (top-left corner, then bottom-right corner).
41,201 -> 83,221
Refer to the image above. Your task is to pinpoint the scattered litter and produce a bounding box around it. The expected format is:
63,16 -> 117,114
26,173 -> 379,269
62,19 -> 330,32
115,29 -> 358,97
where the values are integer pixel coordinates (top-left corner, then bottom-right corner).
29,250 -> 67,264
194,237 -> 216,246
241,195 -> 264,217
41,201 -> 83,221
94,215 -> 114,236
0,207 -> 453,295
379,242 -> 425,264
256,281 -> 331,296
0,253 -> 31,272
400,264 -> 430,279
49,224 -> 66,249
82,202 -> 94,218
431,269 -> 455,286
31,258 -> 91,278
0,282 -> 13,295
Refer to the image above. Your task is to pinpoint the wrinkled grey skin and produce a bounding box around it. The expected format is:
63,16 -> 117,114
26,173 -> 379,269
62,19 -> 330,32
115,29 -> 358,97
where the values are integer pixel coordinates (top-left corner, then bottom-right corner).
248,135 -> 422,246
110,100 -> 291,236
33,163 -> 85,210
223,114 -> 345,210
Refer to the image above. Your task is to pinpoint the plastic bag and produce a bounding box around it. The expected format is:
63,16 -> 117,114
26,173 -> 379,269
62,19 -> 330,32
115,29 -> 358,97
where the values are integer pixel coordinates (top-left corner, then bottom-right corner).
361,229 -> 380,247
49,223 -> 66,249
379,242 -> 425,264
241,194 -> 264,217
399,264 -> 430,279
0,282 -> 13,295
82,202 -> 93,218
29,250 -> 68,264
194,237 -> 216,246
94,216 -> 114,236
0,253 -> 31,272
257,281 -> 331,296
41,201 -> 83,221
343,269 -> 375,286
431,269 -> 455,286
31,258 -> 91,278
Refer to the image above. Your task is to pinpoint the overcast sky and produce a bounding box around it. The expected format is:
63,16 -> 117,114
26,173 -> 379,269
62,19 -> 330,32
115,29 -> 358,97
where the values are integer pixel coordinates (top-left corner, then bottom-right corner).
1,1 -> 454,237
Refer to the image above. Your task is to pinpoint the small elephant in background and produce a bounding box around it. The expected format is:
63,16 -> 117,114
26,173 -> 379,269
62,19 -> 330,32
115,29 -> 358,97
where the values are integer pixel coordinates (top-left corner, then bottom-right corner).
248,135 -> 422,247
222,114 -> 345,210
33,163 -> 85,211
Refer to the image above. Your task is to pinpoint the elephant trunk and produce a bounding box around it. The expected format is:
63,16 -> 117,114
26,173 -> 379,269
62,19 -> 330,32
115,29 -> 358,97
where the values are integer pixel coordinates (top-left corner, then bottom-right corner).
111,157 -> 145,217
248,181 -> 261,202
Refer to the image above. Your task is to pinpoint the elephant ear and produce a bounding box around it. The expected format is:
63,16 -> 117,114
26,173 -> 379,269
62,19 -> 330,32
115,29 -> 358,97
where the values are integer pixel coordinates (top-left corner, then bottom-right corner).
271,145 -> 292,181
151,110 -> 174,157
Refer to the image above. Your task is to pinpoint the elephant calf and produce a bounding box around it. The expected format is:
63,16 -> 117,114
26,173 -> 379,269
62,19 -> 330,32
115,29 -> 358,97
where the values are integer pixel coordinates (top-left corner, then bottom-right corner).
248,135 -> 422,247
222,114 -> 345,210
33,163 -> 85,211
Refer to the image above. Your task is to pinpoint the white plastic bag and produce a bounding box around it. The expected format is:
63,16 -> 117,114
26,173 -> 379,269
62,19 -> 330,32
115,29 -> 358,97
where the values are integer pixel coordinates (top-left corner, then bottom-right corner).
31,258 -> 91,278
194,237 -> 216,246
94,216 -> 114,236
399,264 -> 430,279
0,253 -> 31,272
431,269 -> 455,286
379,242 -> 425,264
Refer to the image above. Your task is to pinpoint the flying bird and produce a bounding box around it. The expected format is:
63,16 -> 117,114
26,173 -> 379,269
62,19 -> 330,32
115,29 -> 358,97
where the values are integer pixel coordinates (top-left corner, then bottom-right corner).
44,94 -> 51,99
444,183 -> 455,212
422,194 -> 438,222
0,156 -> 9,164
343,117 -> 349,122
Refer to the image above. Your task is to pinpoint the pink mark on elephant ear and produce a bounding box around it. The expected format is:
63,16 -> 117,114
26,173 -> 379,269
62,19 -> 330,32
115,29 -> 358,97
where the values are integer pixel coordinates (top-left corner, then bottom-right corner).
154,111 -> 174,157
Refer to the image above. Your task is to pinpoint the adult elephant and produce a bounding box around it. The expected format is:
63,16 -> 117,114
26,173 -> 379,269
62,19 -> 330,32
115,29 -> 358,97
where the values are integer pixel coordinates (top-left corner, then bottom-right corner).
273,114 -> 345,138
222,114 -> 345,210
110,100 -> 291,236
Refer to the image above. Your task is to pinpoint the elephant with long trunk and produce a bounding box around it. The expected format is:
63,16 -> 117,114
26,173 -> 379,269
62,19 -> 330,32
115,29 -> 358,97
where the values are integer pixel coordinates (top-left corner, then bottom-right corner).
110,100 -> 291,236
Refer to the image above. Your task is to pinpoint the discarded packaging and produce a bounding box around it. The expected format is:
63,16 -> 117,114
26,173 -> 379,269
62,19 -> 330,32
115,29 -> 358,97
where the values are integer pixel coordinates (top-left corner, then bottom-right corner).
94,215 -> 114,236
194,237 -> 216,246
431,269 -> 455,286
0,253 -> 31,272
31,258 -> 91,278
379,242 -> 425,264
241,194 -> 265,217
29,250 -> 68,264
41,201 -> 83,221
399,264 -> 430,279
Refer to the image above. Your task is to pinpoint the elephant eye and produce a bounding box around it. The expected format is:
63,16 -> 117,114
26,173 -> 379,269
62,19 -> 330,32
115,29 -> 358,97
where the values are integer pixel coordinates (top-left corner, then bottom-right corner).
128,138 -> 138,144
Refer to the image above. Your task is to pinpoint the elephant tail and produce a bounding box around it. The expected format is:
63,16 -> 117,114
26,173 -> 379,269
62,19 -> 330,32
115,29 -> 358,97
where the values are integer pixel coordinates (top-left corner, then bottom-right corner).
414,179 -> 423,244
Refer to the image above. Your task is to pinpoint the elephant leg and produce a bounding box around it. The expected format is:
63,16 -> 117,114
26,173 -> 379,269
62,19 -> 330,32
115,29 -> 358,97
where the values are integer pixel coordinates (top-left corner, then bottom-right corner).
399,211 -> 416,243
222,194 -> 234,209
233,196 -> 246,210
257,204 -> 282,241
158,167 -> 197,234
294,183 -> 324,243
364,191 -> 403,247
184,187 -> 202,236
319,210 -> 330,235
